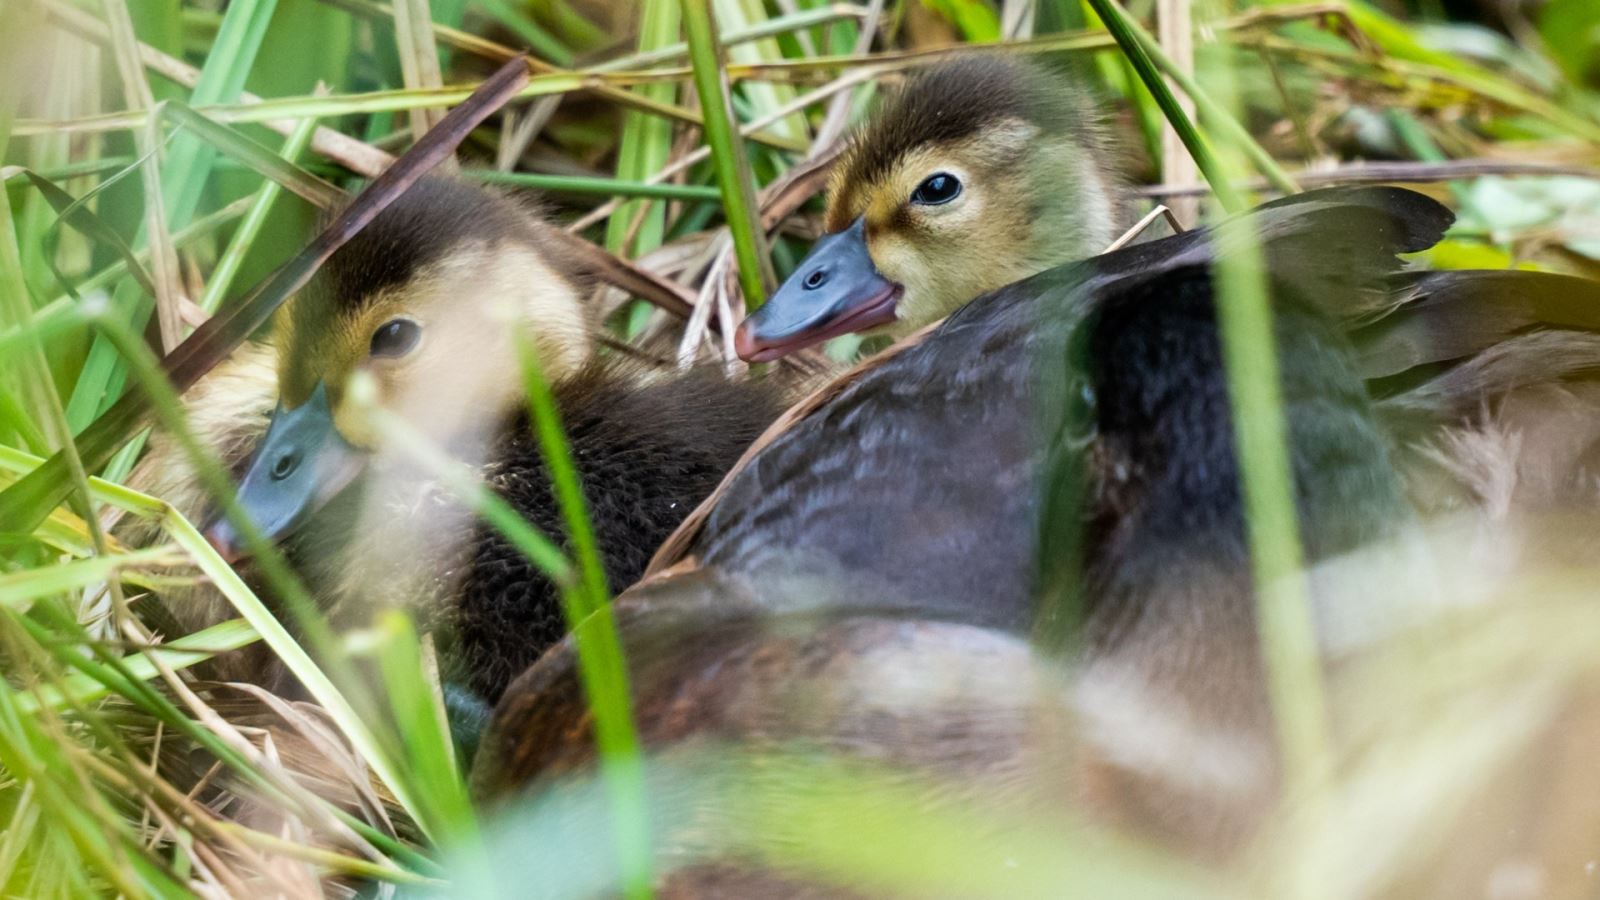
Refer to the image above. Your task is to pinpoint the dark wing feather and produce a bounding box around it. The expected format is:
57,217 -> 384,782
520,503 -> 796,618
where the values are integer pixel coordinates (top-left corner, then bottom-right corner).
1355,270 -> 1600,380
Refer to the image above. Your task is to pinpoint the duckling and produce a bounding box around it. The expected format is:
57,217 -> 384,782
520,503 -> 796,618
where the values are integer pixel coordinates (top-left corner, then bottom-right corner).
735,55 -> 1122,359
129,175 -> 790,707
737,56 -> 1600,517
470,189 -> 1512,889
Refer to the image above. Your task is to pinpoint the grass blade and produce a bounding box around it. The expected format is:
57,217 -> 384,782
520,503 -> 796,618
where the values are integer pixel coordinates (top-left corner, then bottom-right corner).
105,0 -> 186,353
14,618 -> 259,713
1080,0 -> 1240,211
63,0 -> 285,431
392,0 -> 449,140
1202,28 -> 1328,811
683,0 -> 774,307
159,102 -> 344,210
196,110 -> 323,315
515,335 -> 652,900
465,169 -> 721,201
605,0 -> 679,265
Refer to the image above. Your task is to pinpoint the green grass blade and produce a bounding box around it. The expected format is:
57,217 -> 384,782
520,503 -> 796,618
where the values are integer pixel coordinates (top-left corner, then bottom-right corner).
1200,30 -> 1328,811
515,335 -> 653,900
590,5 -> 864,72
0,545 -> 185,609
1081,0 -> 1240,211
474,0 -> 574,65
196,113 -> 322,315
64,0 -> 284,433
465,169 -> 721,200
683,0 -> 774,307
710,0 -> 807,141
1115,16 -> 1300,196
369,611 -> 481,843
14,617 -> 259,713
12,197 -> 251,357
0,57 -> 533,539
158,102 -> 344,210
606,0 -> 680,263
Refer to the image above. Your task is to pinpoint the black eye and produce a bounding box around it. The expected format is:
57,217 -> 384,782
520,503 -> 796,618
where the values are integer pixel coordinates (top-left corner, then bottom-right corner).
911,172 -> 962,206
369,318 -> 421,358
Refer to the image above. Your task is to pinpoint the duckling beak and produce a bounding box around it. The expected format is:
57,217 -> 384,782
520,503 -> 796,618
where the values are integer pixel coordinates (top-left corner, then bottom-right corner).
204,382 -> 364,563
735,216 -> 900,362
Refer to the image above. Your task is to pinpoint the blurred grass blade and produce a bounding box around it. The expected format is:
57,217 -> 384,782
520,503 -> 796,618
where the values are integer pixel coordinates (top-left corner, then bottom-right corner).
0,545 -> 185,609
682,0 -> 774,307
514,332 -> 652,898
1200,39 -> 1328,801
370,611 -> 480,841
0,56 -> 532,539
15,618 -> 260,713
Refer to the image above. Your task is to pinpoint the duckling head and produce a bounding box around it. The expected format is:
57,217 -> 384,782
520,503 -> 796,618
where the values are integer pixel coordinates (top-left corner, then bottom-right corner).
206,176 -> 591,559
736,56 -> 1120,361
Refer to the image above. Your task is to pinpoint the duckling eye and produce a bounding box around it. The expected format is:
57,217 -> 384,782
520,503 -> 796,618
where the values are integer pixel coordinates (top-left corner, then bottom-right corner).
910,172 -> 962,206
369,318 -> 422,359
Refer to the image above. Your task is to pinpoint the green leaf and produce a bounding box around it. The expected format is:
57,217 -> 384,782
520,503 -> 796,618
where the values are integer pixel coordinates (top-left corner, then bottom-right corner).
605,0 -> 680,264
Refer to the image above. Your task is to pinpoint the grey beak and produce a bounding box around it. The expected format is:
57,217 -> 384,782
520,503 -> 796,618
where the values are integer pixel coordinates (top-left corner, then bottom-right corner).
735,216 -> 900,362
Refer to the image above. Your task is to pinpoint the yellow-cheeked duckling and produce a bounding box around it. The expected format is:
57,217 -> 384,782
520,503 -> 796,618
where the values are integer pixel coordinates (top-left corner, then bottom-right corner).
736,56 -> 1121,359
127,176 -> 791,708
738,56 -> 1600,517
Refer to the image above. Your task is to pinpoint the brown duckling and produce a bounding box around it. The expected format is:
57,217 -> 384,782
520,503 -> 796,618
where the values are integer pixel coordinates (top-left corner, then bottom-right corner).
470,180 -> 1600,894
466,60 -> 1600,894
470,188 -> 1470,883
126,176 -> 792,710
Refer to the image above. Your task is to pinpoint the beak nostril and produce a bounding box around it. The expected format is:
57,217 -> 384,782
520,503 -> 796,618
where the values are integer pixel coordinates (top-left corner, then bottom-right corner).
270,451 -> 300,481
803,268 -> 828,290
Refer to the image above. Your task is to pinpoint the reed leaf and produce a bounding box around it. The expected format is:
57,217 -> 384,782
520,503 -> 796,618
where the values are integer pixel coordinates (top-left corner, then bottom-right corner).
606,0 -> 680,267
682,0 -> 774,307
158,101 -> 345,210
1080,0 -> 1240,211
196,111 -> 322,315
